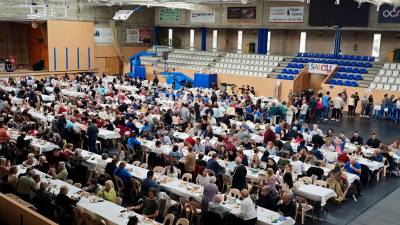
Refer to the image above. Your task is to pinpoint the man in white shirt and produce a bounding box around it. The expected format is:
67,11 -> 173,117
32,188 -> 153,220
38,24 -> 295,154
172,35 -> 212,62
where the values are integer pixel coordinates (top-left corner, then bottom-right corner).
239,189 -> 257,225
299,100 -> 308,124
95,153 -> 109,175
311,124 -> 323,137
332,93 -> 344,121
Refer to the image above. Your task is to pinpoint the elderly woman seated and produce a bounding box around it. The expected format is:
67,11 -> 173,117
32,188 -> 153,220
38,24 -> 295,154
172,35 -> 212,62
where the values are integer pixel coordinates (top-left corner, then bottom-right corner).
97,180 -> 117,203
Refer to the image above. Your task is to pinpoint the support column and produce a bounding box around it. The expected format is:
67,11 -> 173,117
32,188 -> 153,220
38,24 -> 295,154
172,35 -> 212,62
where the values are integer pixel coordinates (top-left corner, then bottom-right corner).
333,27 -> 342,55
154,26 -> 161,46
257,28 -> 269,54
201,27 -> 207,51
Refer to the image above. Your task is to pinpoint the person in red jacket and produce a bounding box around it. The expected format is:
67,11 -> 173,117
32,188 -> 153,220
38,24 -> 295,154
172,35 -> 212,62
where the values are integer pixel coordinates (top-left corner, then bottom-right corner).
338,149 -> 350,164
263,124 -> 276,145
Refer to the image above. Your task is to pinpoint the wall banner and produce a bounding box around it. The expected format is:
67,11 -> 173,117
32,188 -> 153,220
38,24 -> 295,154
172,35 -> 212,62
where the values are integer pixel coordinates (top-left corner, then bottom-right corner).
94,28 -> 113,43
308,63 -> 337,75
159,8 -> 180,22
269,7 -> 304,23
378,4 -> 400,23
190,11 -> 215,23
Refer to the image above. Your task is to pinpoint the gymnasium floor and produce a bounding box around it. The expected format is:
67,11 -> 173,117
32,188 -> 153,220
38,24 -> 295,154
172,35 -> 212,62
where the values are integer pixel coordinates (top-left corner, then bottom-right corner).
311,116 -> 400,225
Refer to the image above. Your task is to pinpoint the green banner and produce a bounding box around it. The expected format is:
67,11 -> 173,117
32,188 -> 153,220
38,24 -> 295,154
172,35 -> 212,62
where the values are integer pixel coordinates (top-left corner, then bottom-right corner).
160,8 -> 180,22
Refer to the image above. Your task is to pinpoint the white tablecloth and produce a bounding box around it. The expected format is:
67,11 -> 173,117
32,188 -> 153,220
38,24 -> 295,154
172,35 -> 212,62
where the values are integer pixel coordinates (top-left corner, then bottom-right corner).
40,94 -> 56,102
29,138 -> 60,153
223,196 -> 295,225
98,129 -> 121,139
293,184 -> 337,206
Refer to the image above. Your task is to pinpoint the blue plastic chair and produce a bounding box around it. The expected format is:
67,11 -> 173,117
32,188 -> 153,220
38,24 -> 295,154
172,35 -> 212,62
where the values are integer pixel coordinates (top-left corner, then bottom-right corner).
349,74 -> 355,80
335,73 -> 341,79
355,74 -> 362,80
282,68 -> 288,73
355,56 -> 361,61
342,73 -> 349,79
352,68 -> 360,73
349,55 -> 355,60
360,68 -> 367,74
345,80 -> 352,86
337,79 -> 343,85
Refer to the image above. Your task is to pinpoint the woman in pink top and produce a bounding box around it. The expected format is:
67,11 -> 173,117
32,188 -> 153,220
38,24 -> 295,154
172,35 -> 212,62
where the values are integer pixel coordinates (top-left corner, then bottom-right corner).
264,168 -> 280,195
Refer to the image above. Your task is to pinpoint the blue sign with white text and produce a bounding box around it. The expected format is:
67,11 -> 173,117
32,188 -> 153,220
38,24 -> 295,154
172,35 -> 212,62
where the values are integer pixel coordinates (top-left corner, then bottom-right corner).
378,4 -> 400,23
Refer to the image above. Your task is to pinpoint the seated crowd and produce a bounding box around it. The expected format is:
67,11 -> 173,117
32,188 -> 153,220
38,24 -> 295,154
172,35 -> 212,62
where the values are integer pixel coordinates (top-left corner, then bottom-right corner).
0,73 -> 399,225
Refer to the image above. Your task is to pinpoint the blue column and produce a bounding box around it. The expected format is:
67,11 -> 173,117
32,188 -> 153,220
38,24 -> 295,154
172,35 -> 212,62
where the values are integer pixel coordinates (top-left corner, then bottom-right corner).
154,26 -> 160,46
201,27 -> 207,51
257,28 -> 269,54
333,27 -> 342,55
53,48 -> 57,70
257,29 -> 263,54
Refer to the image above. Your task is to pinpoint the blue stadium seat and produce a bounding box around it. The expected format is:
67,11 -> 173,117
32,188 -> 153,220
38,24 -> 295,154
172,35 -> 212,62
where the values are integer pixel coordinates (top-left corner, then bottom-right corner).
349,74 -> 355,80
342,73 -> 349,79
352,68 -> 360,73
351,81 -> 358,87
343,55 -> 349,60
351,61 -> 356,67
345,67 -> 352,73
303,58 -> 310,63
288,63 -> 293,68
338,67 -> 345,72
360,68 -> 367,74
345,80 -> 352,86
299,63 -> 305,68
289,75 -> 295,80
337,79 -> 343,85
287,69 -> 293,74
303,53 -> 309,57
369,56 -> 375,61
277,74 -> 283,79
335,73 -> 341,79
282,74 -> 288,80
349,55 -> 355,60
329,79 -> 337,85
356,61 -> 363,67
355,74 -> 362,80
337,55 -> 343,59
282,68 -> 288,73
362,56 -> 368,61
343,61 -> 350,66
296,53 -> 302,57
355,56 -> 361,61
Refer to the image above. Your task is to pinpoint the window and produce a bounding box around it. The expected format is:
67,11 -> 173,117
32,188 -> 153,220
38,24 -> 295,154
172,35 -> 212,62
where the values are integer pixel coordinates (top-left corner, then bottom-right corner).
237,30 -> 243,53
267,31 -> 271,55
190,29 -> 195,50
212,30 -> 218,51
299,32 -> 307,53
372,33 -> 381,58
168,29 -> 173,46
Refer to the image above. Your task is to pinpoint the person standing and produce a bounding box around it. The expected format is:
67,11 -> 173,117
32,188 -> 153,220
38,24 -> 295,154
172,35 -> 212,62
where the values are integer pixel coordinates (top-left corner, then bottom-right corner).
348,94 -> 355,116
332,93 -> 344,121
87,119 -> 99,153
353,92 -> 360,115
322,91 -> 331,121
231,157 -> 247,191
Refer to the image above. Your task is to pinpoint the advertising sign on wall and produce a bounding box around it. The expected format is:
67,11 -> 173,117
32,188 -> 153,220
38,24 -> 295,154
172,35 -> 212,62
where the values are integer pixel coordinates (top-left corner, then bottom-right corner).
227,7 -> 256,19
94,28 -> 113,43
308,63 -> 337,75
127,28 -> 152,43
269,7 -> 304,23
190,11 -> 215,23
378,4 -> 400,23
159,8 -> 180,22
